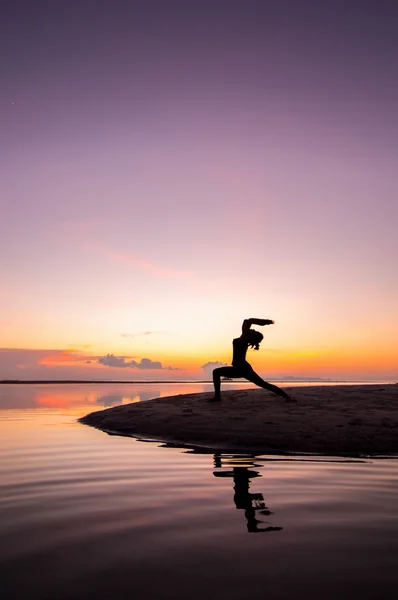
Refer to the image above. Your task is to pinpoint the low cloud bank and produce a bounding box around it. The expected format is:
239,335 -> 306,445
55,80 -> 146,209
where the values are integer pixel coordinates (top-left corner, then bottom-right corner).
98,354 -> 178,370
201,361 -> 228,378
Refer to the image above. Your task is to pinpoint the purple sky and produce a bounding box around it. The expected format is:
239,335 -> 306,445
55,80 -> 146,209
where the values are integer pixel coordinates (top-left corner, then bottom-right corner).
1,1 -> 397,380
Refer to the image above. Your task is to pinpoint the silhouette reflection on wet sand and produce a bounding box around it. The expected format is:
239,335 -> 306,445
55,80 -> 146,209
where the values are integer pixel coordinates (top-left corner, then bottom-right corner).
213,453 -> 283,534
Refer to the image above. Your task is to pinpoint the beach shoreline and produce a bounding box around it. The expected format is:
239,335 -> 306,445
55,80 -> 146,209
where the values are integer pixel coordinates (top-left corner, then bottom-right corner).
79,384 -> 398,457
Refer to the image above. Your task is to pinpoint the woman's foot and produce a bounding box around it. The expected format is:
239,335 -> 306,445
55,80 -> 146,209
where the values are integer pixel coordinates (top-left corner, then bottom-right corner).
207,396 -> 221,402
284,393 -> 297,403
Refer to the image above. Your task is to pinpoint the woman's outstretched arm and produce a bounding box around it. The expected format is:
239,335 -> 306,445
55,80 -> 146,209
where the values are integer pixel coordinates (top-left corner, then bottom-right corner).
242,318 -> 274,335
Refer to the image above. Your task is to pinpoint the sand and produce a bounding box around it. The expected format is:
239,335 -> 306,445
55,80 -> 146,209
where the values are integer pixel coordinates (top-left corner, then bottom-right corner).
79,384 -> 398,456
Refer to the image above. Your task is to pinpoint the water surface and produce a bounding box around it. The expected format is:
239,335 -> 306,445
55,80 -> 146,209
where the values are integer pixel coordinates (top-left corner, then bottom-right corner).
1,383 -> 398,599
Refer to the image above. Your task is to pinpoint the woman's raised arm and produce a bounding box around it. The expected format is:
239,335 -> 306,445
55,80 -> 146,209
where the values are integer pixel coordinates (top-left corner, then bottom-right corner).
242,318 -> 274,335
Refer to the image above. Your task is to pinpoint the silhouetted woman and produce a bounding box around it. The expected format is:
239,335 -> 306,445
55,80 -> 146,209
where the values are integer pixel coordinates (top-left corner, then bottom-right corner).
211,318 -> 293,402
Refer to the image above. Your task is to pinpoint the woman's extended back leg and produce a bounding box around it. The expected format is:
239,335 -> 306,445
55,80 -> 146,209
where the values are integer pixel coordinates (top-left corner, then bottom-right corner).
245,370 -> 292,400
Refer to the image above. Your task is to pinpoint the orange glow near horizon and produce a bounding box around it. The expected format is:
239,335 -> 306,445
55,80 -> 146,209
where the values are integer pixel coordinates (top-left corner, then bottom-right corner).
2,339 -> 396,381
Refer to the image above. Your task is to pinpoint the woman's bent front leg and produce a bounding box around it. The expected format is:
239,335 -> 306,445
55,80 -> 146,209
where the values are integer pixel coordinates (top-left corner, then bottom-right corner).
211,367 -> 238,401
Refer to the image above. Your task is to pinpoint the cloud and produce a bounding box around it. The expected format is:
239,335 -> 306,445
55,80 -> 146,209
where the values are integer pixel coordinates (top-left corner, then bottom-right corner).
0,348 -> 96,380
98,354 -> 134,368
121,331 -> 168,338
98,354 -> 176,370
201,361 -> 228,370
137,358 -> 162,370
0,348 -> 94,368
0,348 -> 183,381
201,361 -> 228,378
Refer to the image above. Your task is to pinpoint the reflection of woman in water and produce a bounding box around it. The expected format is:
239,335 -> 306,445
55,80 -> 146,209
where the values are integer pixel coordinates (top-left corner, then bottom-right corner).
211,318 -> 293,402
232,467 -> 282,534
213,455 -> 283,534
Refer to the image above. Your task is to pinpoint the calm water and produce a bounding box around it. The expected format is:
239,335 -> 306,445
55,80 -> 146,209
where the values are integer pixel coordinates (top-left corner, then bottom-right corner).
1,383 -> 398,600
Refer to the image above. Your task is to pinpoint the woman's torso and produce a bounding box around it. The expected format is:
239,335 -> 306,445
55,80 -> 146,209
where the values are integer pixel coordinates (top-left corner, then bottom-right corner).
232,337 -> 249,366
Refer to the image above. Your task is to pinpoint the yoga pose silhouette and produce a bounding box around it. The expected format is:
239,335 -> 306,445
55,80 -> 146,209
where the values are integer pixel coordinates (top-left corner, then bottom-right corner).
210,318 -> 294,402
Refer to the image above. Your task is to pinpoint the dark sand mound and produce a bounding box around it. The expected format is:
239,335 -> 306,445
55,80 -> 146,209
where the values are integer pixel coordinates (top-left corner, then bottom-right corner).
79,384 -> 398,456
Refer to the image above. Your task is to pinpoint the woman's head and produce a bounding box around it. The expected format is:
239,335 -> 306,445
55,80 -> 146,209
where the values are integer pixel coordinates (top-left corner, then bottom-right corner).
248,329 -> 263,350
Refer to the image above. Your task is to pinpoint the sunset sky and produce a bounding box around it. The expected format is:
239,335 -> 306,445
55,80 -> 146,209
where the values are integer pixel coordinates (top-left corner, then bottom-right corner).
1,1 -> 397,381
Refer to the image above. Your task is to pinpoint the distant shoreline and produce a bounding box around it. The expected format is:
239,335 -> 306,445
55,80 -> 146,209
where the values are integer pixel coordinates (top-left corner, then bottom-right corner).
0,380 -> 215,385
1,379 -> 395,385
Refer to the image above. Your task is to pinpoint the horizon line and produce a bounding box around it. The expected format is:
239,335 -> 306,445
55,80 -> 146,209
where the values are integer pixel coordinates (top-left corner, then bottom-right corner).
1,379 -> 396,385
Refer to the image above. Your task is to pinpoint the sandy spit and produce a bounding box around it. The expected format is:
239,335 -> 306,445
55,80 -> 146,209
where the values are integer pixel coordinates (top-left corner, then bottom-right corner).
79,384 -> 398,456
